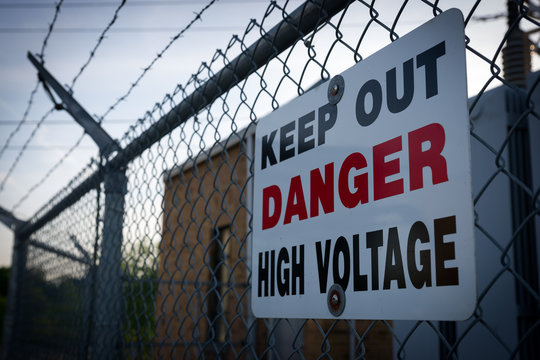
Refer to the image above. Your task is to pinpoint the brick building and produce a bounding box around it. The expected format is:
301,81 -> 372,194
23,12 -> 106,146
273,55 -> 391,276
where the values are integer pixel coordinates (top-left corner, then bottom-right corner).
156,126 -> 392,359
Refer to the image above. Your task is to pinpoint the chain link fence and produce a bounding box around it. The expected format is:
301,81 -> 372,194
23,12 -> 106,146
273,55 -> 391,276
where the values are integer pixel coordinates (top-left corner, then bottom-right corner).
2,0 -> 540,359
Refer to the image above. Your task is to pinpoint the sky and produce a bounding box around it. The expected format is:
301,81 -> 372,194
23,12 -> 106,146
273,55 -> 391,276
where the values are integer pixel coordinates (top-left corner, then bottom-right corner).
0,0 -> 535,267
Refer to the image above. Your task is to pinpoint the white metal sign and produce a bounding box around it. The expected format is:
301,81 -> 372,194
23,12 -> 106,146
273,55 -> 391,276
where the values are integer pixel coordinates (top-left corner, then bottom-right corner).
252,9 -> 475,320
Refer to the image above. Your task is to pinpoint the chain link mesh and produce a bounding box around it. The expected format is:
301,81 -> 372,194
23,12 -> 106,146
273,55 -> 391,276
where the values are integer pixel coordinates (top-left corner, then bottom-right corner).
14,188 -> 100,359
5,1 -> 540,359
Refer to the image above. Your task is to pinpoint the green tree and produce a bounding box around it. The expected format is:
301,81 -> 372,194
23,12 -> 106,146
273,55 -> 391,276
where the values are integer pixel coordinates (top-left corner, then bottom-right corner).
121,238 -> 158,359
0,267 -> 9,297
0,266 -> 10,344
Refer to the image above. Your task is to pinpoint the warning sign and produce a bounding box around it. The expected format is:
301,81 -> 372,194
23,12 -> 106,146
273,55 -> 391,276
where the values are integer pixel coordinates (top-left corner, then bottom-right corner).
252,9 -> 475,320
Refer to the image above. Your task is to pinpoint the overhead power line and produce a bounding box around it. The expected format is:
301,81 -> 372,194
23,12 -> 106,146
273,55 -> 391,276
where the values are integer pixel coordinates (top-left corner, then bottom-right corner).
0,14 -> 507,35
0,119 -> 133,125
0,0 -> 264,8
0,26 -> 243,34
2,145 -> 95,150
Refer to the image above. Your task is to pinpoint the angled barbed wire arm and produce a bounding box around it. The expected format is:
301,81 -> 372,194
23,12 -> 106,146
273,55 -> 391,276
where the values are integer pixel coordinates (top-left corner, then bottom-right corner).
27,52 -> 127,358
18,0 -> 352,242
0,206 -> 25,231
27,52 -> 121,158
0,206 -> 27,360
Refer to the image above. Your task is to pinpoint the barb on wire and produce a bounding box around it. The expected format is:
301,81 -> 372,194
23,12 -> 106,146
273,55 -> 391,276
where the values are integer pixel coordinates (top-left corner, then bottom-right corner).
6,0 -> 218,206
0,83 -> 40,160
99,0 -> 219,120
471,12 -> 506,22
3,0 -> 124,199
39,0 -> 65,61
0,108 -> 55,192
0,0 -> 65,163
69,0 -> 127,89
11,132 -> 89,213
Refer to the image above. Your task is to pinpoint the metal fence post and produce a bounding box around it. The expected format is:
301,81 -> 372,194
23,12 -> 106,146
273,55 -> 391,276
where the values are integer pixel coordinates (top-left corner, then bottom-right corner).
1,233 -> 27,360
0,208 -> 26,360
26,54 -> 126,358
92,168 -> 127,358
80,176 -> 103,360
503,2 -> 540,359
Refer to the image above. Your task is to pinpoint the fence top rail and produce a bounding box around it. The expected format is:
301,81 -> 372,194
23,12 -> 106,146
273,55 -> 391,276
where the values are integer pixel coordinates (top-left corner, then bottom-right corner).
17,0 -> 351,239
17,171 -> 102,238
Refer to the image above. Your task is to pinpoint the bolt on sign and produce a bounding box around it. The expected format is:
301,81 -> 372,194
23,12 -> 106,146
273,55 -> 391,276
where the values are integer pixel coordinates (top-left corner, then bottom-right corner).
252,9 -> 475,320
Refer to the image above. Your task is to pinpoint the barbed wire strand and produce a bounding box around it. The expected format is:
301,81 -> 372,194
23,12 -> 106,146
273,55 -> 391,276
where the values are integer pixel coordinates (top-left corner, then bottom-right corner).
5,1 -> 540,359
0,0 -> 259,9
38,0 -> 65,61
9,0 -> 219,210
0,107 -> 56,192
471,12 -> 506,22
69,0 -> 127,90
0,83 -> 40,159
4,0 -> 127,202
0,15 -> 507,35
0,119 -> 133,125
0,0 -> 65,162
99,0 -> 219,121
12,132 -> 87,213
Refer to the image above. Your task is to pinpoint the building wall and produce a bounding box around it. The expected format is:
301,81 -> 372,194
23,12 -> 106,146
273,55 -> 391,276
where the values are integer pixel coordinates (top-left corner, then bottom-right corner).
157,134 -> 393,358
157,141 -> 250,359
391,75 -> 540,359
303,319 -> 393,359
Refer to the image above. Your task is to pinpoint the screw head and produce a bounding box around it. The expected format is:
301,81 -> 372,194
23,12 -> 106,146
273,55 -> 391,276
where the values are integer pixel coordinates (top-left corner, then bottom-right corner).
327,284 -> 346,317
330,83 -> 340,96
327,75 -> 344,105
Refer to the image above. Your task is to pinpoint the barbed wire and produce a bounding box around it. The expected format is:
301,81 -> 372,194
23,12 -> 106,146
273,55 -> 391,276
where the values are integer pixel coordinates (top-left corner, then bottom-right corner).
98,0 -> 219,121
0,0 -> 65,162
3,0 -> 126,203
0,25 -> 246,34
0,9 -> 513,35
2,146 -> 92,151
0,107 -> 55,192
0,83 -> 40,160
0,119 -> 133,125
11,132 -> 88,213
38,0 -> 65,62
470,12 -> 506,22
69,0 -> 127,90
5,1 -> 540,359
6,2 -> 510,211
7,0 -> 219,211
0,0 -> 261,9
